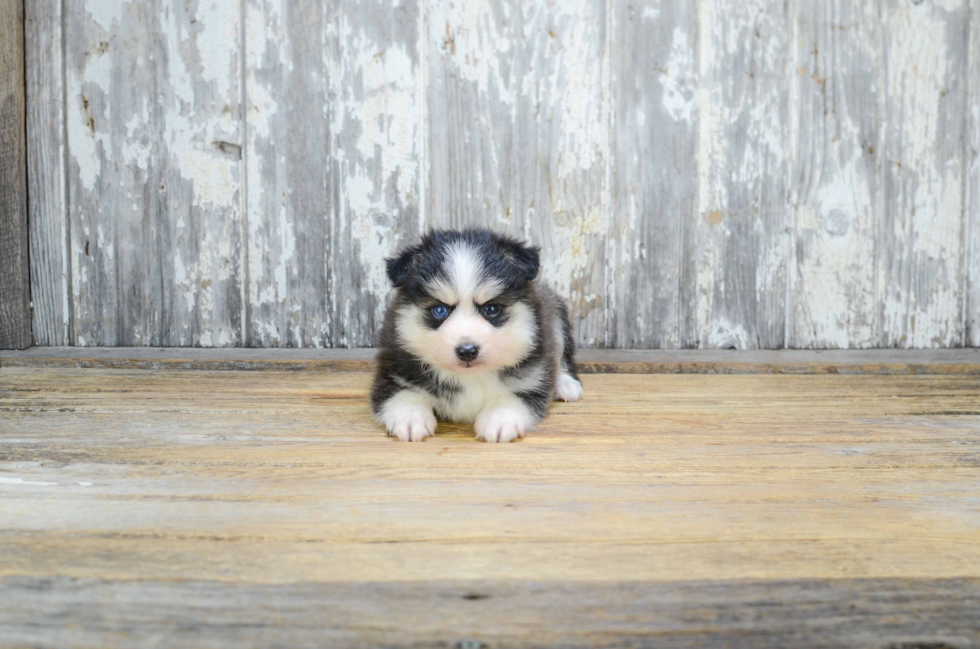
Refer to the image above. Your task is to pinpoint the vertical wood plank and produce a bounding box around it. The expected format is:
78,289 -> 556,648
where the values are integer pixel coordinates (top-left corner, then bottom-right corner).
967,0 -> 980,347
514,0 -> 609,348
427,0 -> 518,232
65,0 -> 243,346
428,0 -> 609,347
26,0 -> 70,346
608,0 -> 698,348
0,0 -> 31,349
245,0 -> 334,347
65,0 -> 151,346
330,0 -> 424,347
786,0 -> 881,348
158,1 -> 245,347
877,0 -> 968,348
696,0 -> 791,349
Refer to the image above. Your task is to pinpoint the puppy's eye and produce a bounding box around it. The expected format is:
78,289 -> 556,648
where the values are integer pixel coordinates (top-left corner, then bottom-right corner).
431,304 -> 450,319
482,303 -> 501,318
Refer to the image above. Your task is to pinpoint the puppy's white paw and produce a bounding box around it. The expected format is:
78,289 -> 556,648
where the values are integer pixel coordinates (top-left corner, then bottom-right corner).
556,372 -> 583,402
383,405 -> 437,442
474,406 -> 534,443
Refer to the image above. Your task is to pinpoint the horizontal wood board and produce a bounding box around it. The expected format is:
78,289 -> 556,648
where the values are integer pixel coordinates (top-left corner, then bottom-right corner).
3,347 -> 980,374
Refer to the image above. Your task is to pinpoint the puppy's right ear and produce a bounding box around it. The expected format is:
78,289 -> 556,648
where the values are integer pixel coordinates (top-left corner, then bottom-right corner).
385,245 -> 417,288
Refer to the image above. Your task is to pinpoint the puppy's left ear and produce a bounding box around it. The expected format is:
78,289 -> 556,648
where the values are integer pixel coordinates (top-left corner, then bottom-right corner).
385,245 -> 418,288
505,239 -> 540,282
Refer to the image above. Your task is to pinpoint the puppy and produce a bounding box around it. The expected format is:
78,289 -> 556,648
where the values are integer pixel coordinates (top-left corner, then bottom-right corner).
371,228 -> 583,442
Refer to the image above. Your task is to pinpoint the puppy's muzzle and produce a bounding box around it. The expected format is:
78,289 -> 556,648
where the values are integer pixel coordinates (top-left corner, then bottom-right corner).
455,343 -> 480,363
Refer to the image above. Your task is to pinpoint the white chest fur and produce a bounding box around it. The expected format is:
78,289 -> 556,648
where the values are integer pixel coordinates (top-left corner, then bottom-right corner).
432,367 -> 544,423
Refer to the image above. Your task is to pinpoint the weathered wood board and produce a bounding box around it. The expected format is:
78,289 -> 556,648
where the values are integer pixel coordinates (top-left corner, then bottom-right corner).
62,0 -> 244,347
878,0 -> 969,348
1,366 -> 979,646
25,0 -> 69,346
608,0 -> 697,348
968,0 -> 980,348
1,0 -> 31,350
4,346 -> 980,375
787,0 -> 880,349
245,0 -> 423,348
23,0 -> 980,349
696,0 -> 791,350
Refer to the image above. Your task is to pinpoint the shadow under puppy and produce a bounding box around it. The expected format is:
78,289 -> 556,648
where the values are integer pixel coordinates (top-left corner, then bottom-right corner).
371,229 -> 583,443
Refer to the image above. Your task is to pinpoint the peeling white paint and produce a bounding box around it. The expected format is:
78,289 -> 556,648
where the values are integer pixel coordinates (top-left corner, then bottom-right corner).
431,0 -> 515,106
881,1 -> 964,347
47,0 -> 977,350
661,27 -> 695,123
706,317 -> 750,349
794,160 -> 876,348
67,52 -> 112,192
85,0 -> 128,32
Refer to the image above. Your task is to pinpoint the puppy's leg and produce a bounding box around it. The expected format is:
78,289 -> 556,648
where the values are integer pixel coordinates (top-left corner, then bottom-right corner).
474,391 -> 546,443
376,390 -> 437,442
554,299 -> 583,402
556,372 -> 583,402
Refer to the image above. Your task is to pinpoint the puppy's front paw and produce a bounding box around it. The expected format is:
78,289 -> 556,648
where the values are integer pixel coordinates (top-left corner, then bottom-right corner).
383,405 -> 437,442
556,372 -> 583,402
474,406 -> 534,443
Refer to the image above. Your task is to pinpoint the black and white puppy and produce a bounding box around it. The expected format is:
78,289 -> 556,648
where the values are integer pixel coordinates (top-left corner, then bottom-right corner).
371,228 -> 583,443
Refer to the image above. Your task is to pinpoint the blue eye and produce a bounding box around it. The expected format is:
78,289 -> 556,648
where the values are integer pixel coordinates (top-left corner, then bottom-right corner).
482,303 -> 500,317
431,305 -> 449,319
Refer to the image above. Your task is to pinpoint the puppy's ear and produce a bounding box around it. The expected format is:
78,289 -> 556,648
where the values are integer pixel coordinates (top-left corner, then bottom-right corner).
385,245 -> 417,288
505,239 -> 540,282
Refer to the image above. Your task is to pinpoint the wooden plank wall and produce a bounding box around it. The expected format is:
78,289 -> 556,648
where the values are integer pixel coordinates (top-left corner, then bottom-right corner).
0,0 -> 31,349
23,0 -> 980,349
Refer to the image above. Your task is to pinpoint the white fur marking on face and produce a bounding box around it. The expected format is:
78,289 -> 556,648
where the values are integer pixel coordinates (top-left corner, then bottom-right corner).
430,243 -> 504,307
473,279 -> 505,306
378,391 -> 437,442
474,402 -> 536,443
556,372 -> 583,402
395,242 -> 537,375
448,243 -> 482,302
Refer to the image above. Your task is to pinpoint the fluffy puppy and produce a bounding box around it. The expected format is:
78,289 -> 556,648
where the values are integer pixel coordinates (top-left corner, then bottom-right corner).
371,228 -> 583,443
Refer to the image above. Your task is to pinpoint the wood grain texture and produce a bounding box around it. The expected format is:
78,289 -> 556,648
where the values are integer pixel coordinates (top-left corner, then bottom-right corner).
427,0 -> 609,346
22,0 -> 980,349
787,0 -> 881,349
0,367 -> 979,645
426,0 -> 517,232
4,347 -> 980,374
0,0 -> 31,350
516,0 -> 609,348
245,0 -> 421,348
245,0 -> 334,347
330,0 -> 424,347
696,0 -> 791,350
2,577 -> 979,649
968,0 -> 980,348
878,0 -> 969,348
25,0 -> 70,346
64,0 -> 243,346
609,0 -> 697,348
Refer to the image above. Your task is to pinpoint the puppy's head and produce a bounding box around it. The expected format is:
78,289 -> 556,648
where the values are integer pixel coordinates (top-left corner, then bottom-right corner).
387,229 -> 539,374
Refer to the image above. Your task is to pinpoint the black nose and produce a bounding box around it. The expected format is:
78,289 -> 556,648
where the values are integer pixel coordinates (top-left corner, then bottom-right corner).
455,343 -> 479,363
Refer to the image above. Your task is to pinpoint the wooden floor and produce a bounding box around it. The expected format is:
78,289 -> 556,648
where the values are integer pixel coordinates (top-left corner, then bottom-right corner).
1,357 -> 979,647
